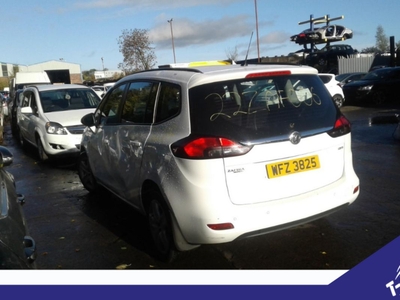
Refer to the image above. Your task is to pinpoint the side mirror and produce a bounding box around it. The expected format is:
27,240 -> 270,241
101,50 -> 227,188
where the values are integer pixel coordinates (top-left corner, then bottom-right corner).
0,146 -> 13,167
21,106 -> 33,114
81,113 -> 95,127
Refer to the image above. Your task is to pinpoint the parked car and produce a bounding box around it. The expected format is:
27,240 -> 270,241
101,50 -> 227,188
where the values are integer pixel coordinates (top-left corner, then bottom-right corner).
342,66 -> 400,105
0,146 -> 36,269
306,44 -> 356,67
91,85 -> 106,98
9,89 -> 25,136
17,84 -> 101,161
78,63 -> 360,262
91,83 -> 115,98
318,73 -> 345,107
335,72 -> 366,87
288,48 -> 314,58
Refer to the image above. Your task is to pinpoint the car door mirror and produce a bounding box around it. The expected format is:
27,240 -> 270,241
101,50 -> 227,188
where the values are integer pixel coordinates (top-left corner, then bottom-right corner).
0,146 -> 13,167
81,113 -> 95,127
21,106 -> 33,114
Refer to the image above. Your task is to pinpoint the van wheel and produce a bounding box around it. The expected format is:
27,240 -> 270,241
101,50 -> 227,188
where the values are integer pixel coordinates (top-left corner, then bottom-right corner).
36,137 -> 48,161
147,191 -> 176,262
77,152 -> 98,193
333,94 -> 344,108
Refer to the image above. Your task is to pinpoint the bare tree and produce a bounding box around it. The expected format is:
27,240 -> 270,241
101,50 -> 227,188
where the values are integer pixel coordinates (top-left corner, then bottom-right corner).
118,29 -> 157,73
225,46 -> 239,62
375,25 -> 389,53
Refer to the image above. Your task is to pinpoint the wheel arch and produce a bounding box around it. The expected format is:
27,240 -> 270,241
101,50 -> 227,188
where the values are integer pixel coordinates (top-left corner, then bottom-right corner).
141,180 -> 199,252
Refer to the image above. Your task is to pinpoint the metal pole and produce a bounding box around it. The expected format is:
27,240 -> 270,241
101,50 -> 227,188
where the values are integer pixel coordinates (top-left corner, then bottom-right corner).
254,0 -> 260,62
101,57 -> 104,71
168,19 -> 176,63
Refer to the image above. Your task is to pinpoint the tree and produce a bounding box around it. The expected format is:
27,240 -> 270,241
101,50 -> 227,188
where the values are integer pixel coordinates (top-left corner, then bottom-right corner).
118,29 -> 156,73
225,46 -> 239,62
375,25 -> 389,53
82,69 -> 96,82
361,46 -> 379,53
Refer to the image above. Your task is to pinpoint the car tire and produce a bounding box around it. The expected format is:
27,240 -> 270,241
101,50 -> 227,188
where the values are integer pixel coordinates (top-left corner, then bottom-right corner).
332,94 -> 344,108
36,137 -> 49,161
77,152 -> 99,193
147,191 -> 176,262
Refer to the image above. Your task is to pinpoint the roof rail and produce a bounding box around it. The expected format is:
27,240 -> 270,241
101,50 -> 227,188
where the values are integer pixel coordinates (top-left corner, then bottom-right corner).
158,60 -> 235,69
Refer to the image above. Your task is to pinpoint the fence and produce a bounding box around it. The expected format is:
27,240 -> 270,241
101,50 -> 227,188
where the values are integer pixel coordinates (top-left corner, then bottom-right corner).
338,55 -> 374,74
338,54 -> 397,74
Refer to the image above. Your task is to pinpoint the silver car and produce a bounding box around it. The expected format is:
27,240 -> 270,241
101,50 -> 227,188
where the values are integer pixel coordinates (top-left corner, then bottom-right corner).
306,24 -> 353,43
78,63 -> 360,261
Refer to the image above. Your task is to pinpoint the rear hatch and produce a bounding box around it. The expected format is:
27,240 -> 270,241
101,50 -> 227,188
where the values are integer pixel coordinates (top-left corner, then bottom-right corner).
189,72 -> 348,204
224,133 -> 344,204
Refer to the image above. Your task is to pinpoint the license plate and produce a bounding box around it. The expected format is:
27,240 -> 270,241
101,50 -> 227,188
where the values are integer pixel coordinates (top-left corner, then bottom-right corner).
266,155 -> 320,179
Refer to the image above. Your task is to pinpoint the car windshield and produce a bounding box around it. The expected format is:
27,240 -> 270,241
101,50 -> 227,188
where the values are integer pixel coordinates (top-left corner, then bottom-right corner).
335,74 -> 349,81
40,88 -> 101,112
362,68 -> 396,81
189,74 -> 336,144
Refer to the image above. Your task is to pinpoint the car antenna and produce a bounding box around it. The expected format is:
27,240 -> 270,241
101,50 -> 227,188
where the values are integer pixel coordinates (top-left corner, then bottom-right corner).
244,31 -> 254,66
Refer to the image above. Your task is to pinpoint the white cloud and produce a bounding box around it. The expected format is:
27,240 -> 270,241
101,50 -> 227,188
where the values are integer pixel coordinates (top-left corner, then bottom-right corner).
150,15 -> 253,49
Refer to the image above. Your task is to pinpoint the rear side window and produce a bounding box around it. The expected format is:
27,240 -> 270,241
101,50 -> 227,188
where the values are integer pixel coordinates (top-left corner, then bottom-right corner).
319,75 -> 331,84
189,75 -> 337,143
155,82 -> 181,123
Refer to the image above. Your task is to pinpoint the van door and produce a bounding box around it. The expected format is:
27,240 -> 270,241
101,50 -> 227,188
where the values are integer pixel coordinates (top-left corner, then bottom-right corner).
18,90 -> 39,145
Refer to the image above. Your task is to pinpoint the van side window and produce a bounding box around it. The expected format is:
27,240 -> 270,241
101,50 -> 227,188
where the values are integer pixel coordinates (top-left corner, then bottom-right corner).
96,83 -> 127,125
21,92 -> 30,108
155,82 -> 181,123
122,81 -> 157,124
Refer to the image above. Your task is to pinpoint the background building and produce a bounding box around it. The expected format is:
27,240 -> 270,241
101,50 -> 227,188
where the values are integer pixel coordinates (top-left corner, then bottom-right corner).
0,60 -> 83,84
94,70 -> 125,80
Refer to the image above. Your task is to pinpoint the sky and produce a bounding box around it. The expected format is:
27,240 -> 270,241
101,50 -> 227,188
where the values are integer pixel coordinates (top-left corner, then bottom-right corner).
2,0 -> 400,72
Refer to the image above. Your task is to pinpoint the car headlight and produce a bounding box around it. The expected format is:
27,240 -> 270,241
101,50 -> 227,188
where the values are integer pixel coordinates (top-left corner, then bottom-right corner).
358,85 -> 373,91
45,122 -> 67,135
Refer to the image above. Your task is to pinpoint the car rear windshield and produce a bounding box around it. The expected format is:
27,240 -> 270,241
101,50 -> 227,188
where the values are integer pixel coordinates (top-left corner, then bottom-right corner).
189,74 -> 337,144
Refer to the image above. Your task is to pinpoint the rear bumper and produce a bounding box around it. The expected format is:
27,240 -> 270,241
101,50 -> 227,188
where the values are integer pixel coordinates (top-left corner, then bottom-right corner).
173,174 -> 359,245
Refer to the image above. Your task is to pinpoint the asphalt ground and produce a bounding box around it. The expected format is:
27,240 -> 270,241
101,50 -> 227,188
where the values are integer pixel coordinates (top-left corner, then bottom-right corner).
1,103 -> 400,270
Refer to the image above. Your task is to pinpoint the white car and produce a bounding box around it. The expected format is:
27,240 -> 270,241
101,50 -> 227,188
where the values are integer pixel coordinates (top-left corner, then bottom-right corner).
91,86 -> 105,98
17,84 -> 101,161
78,63 -> 360,261
318,73 -> 345,107
92,83 -> 115,98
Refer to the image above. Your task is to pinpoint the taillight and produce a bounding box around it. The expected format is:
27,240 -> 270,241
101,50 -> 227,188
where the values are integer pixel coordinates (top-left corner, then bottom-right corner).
171,136 -> 252,159
328,115 -> 351,137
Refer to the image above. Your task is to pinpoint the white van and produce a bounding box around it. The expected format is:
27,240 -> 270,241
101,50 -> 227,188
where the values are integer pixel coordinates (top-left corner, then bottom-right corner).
10,72 -> 51,99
